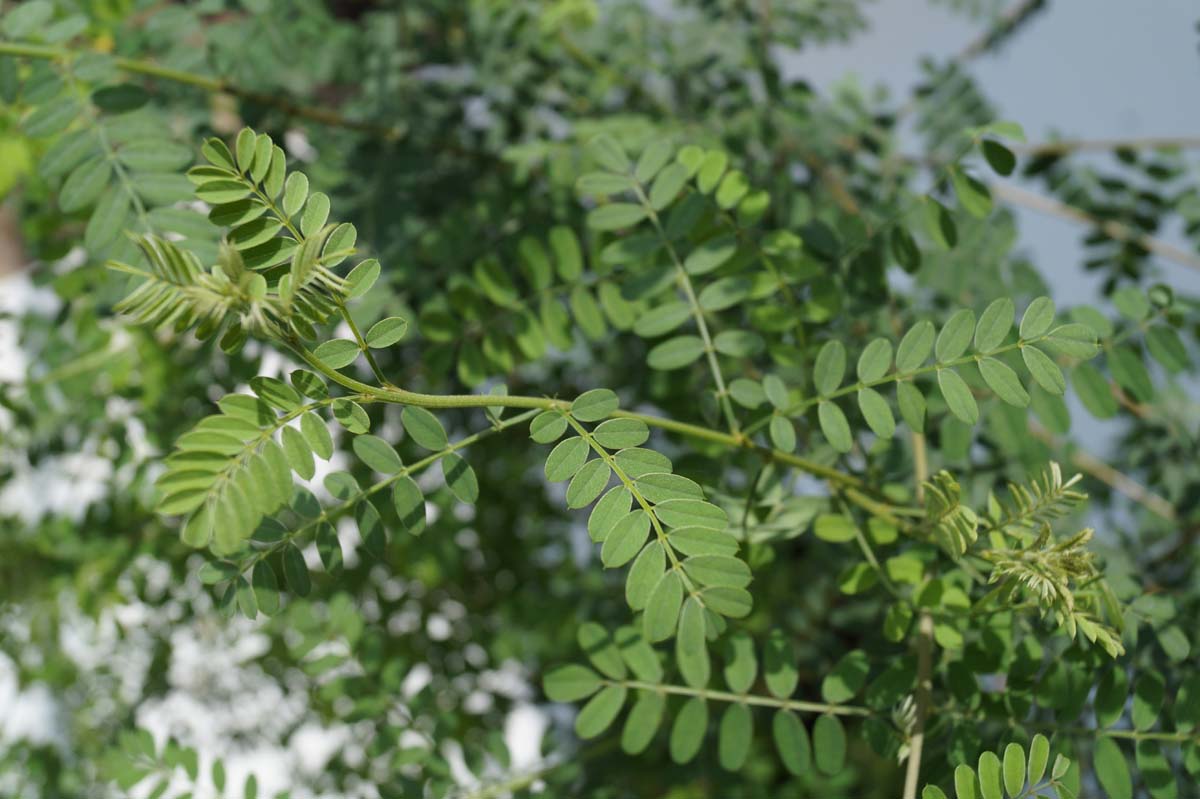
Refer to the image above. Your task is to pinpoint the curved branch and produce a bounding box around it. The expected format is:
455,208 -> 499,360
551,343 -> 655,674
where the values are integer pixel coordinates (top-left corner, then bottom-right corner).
0,41 -> 405,140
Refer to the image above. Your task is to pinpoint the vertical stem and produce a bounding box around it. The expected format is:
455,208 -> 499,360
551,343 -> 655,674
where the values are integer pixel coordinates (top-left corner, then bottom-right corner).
631,184 -> 741,436
903,432 -> 934,799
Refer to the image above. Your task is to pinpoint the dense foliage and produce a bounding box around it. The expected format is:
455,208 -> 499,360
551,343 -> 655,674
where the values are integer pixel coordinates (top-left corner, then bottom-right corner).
1,2 -> 1199,798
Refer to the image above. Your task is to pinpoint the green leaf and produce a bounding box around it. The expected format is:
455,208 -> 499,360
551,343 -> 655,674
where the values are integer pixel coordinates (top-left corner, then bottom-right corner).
365,317 -> 408,348
588,134 -> 631,173
1113,286 -> 1150,320
631,472 -> 700,506
578,172 -> 633,196
982,139 -> 1016,176
600,510 -> 651,567
577,622 -> 626,679
352,434 -> 402,474
772,710 -> 811,776
1094,737 -> 1131,799
814,340 -> 847,396
648,336 -> 706,370
1109,345 -> 1154,402
676,597 -> 710,688
1021,346 -> 1065,395
696,151 -> 729,192
1095,667 -> 1128,728
770,415 -> 796,451
280,426 -> 315,480
979,358 -> 1030,407
857,387 -> 896,438
392,476 -> 426,535
401,407 -> 448,451
897,321 -> 936,371
818,401 -> 853,453
314,339 -> 360,369
954,764 -> 978,799
975,297 -> 1015,352
1020,297 -> 1055,339
1002,743 -> 1025,797
441,453 -> 479,503
1043,323 -> 1099,359
345,259 -> 380,299
1133,671 -> 1165,730
530,411 -> 569,444
61,157 -> 112,212
620,690 -> 665,754
299,413 -> 333,460
300,192 -> 330,237
567,459 -> 612,508
252,561 -> 280,616
572,388 -> 619,421
3,0 -> 53,37
814,514 -> 856,543
923,789 -> 948,799
821,650 -> 870,703
669,697 -> 708,764
281,542 -> 310,597
1027,734 -> 1050,786
718,703 -> 752,771
1072,362 -> 1117,418
923,196 -> 958,249
625,541 -> 664,608
685,234 -> 737,276
648,163 -> 688,210
682,554 -> 751,588
1134,740 -> 1174,799
290,370 -> 327,400
1146,326 -> 1190,373
643,571 -> 684,642
575,684 -> 627,738
857,338 -> 893,382
85,189 -> 130,251
949,166 -> 993,218
812,714 -> 846,775
978,750 -> 1002,799
938,369 -> 979,424
654,499 -> 727,530
936,309 -> 976,362
897,381 -> 926,432
588,203 -> 647,231
1176,674 -> 1200,732
891,225 -> 922,272
588,487 -> 632,542
723,632 -> 757,693
764,630 -> 798,698
592,419 -> 650,452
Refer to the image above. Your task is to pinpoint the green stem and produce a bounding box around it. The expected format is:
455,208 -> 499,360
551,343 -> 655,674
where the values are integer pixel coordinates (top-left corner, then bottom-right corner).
841,497 -> 902,600
240,408 -> 542,572
286,342 -> 927,529
611,679 -> 874,717
0,41 -> 405,140
631,183 -> 741,436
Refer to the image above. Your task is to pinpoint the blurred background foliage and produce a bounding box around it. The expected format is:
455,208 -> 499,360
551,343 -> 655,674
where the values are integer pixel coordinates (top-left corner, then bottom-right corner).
1,1 -> 1199,797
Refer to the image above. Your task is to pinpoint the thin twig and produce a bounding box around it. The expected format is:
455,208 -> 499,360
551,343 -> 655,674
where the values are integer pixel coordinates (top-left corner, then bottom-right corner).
988,181 -> 1200,273
0,41 -> 405,140
902,433 -> 933,799
1014,136 -> 1200,157
1028,423 -> 1176,522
